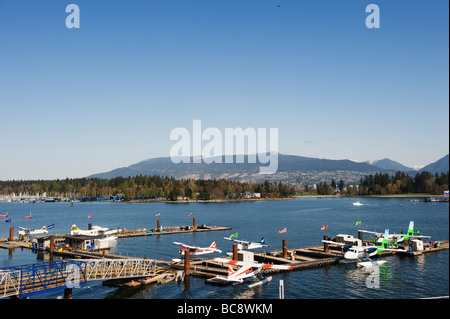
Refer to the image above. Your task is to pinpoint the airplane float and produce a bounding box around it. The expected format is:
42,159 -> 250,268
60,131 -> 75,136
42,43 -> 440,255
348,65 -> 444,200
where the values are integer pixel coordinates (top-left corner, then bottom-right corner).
209,257 -> 294,286
223,237 -> 270,250
173,241 -> 222,256
359,221 -> 430,244
17,226 -> 48,235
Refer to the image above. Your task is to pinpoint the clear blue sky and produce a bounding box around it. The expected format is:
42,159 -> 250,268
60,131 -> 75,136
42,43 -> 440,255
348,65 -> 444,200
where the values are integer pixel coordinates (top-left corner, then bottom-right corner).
0,0 -> 448,180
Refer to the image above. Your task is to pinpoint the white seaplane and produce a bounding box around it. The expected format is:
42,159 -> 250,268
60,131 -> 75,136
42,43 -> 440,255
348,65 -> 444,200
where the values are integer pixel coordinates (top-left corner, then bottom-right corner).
70,224 -> 119,237
17,226 -> 48,235
223,237 -> 270,250
208,257 -> 294,286
359,221 -> 430,244
173,241 -> 222,256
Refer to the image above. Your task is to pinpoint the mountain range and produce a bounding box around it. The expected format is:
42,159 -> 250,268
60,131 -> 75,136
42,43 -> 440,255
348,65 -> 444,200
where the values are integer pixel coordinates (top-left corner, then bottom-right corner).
88,153 -> 449,186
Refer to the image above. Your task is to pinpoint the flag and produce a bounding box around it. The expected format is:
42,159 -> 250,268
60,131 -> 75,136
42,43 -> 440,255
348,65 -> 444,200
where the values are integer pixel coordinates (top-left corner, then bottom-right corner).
278,227 -> 287,233
188,212 -> 193,216
47,224 -> 55,229
87,214 -> 92,219
155,213 -> 160,216
319,225 -> 327,230
354,221 -> 361,225
5,218 -> 11,223
445,191 -> 449,196
229,232 -> 238,239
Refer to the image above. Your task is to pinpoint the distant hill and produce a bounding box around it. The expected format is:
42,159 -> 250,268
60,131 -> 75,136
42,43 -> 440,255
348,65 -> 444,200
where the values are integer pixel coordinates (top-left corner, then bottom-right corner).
88,153 -> 385,185
419,154 -> 449,174
88,153 -> 449,186
364,158 -> 414,172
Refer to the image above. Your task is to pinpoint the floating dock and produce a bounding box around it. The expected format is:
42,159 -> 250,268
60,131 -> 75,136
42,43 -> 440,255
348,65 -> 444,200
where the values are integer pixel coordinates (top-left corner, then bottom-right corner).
1,222 -> 448,289
171,238 -> 449,283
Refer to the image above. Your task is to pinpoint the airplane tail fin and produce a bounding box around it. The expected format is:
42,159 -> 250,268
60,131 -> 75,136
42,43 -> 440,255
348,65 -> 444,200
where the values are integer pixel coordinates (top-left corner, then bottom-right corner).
379,229 -> 390,249
40,226 -> 47,230
260,238 -> 265,245
407,221 -> 414,236
210,242 -> 217,249
70,224 -> 80,231
228,266 -> 236,277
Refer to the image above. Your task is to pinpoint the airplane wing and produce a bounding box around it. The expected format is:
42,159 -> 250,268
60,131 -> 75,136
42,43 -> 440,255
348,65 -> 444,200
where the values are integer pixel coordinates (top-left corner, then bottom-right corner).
358,230 -> 383,236
376,247 -> 408,252
224,237 -> 248,244
321,240 -> 346,246
18,226 -> 30,230
173,242 -> 192,249
210,275 -> 243,283
390,233 -> 431,239
212,258 -> 294,270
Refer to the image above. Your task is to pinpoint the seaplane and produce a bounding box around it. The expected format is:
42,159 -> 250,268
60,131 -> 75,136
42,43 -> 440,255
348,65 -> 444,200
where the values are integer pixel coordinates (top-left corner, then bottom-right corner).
17,226 -> 48,235
173,241 -> 222,256
224,237 -> 270,250
323,229 -> 407,263
359,221 -> 430,244
70,224 -> 119,237
208,257 -> 294,286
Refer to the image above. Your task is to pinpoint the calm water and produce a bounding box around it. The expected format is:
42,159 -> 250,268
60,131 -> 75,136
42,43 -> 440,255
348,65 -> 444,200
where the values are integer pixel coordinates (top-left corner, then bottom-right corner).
0,197 -> 448,299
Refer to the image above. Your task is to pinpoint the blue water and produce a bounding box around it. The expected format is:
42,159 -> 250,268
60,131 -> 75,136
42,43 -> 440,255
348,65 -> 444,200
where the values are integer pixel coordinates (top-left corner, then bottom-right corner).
0,197 -> 448,299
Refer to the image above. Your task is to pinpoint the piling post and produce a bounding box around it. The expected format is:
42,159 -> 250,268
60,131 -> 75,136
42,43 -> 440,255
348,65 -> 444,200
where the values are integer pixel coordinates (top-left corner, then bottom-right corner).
323,235 -> 329,252
157,219 -> 161,229
233,244 -> 238,260
50,235 -> 55,252
358,230 -> 363,241
184,249 -> 190,276
193,218 -> 197,229
9,227 -> 13,241
64,288 -> 72,299
88,223 -> 92,230
282,239 -> 288,258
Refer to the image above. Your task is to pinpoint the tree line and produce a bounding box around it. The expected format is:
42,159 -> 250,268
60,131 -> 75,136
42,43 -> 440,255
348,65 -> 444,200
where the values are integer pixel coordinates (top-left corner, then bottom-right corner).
0,175 -> 296,200
310,171 -> 449,196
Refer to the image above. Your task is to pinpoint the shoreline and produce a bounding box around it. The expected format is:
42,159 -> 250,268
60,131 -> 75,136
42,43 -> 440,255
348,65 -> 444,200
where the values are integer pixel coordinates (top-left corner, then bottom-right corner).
294,193 -> 447,198
126,197 -> 295,203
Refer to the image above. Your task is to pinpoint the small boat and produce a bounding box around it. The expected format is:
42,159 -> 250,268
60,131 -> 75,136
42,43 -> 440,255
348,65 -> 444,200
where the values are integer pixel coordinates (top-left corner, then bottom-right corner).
156,272 -> 176,284
123,280 -> 141,287
0,212 -> 8,217
25,212 -> 32,219
352,202 -> 363,206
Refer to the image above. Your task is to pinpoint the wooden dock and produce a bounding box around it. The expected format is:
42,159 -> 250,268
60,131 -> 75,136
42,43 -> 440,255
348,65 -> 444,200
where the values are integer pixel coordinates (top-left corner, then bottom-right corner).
173,239 -> 450,282
2,225 -> 448,287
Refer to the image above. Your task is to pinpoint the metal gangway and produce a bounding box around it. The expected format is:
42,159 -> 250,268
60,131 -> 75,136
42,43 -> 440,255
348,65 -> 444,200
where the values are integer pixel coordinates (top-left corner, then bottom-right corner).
0,258 -> 158,298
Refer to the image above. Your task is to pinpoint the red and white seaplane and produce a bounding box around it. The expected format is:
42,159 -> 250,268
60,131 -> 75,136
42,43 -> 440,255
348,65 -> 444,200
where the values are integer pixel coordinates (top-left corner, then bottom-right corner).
207,257 -> 294,286
173,241 -> 223,256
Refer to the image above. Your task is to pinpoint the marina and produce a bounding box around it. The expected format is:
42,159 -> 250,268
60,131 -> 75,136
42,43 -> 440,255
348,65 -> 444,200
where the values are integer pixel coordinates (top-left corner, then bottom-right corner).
0,197 -> 448,299
1,222 -> 448,298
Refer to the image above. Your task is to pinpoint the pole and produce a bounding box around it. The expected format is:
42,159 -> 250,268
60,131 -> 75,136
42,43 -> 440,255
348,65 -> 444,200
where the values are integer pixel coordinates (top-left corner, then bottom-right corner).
233,243 -> 238,260
323,235 -> 329,252
279,280 -> 285,299
184,249 -> 190,276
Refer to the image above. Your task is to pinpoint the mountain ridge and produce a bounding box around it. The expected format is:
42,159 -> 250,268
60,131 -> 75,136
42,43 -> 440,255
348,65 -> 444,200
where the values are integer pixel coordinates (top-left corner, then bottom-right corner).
87,153 -> 448,186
